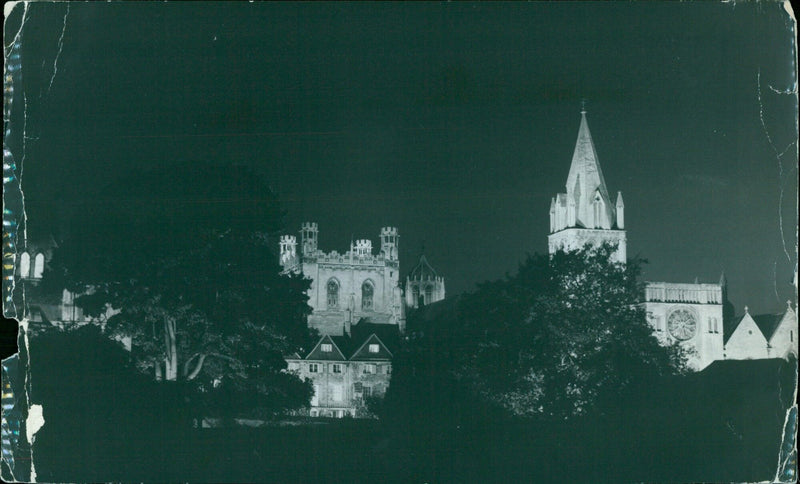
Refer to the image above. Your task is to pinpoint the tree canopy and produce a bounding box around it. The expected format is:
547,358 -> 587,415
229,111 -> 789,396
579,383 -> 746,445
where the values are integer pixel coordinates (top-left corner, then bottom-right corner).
42,161 -> 315,412
398,243 -> 688,419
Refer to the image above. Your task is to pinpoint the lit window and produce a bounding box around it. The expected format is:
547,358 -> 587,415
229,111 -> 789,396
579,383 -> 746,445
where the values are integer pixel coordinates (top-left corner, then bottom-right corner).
321,343 -> 332,352
309,363 -> 319,373
33,253 -> 45,278
368,344 -> 379,353
332,364 -> 342,374
19,252 -> 30,278
363,364 -> 376,374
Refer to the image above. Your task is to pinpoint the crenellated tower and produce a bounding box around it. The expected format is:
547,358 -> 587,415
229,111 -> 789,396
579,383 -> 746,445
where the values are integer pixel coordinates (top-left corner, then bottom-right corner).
548,109 -> 627,263
279,235 -> 299,271
301,222 -> 318,257
380,227 -> 399,261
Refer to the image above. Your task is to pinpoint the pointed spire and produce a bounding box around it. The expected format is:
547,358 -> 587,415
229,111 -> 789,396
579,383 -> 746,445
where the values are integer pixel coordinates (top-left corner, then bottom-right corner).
719,271 -> 727,288
566,109 -> 612,228
615,191 -> 624,207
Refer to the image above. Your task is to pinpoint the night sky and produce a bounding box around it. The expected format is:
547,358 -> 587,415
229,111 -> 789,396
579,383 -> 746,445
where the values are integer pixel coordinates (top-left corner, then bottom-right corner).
5,2 -> 798,314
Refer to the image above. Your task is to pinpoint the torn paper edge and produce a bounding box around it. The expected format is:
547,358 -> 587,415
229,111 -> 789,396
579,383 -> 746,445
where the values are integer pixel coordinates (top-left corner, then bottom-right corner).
3,2 -> 41,482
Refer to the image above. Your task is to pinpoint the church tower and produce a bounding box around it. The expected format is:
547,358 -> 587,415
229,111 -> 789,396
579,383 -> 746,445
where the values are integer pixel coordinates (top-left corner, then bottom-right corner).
548,108 -> 627,263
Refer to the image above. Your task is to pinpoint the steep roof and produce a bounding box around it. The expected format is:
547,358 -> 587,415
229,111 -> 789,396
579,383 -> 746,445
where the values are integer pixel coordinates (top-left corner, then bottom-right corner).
350,333 -> 393,361
751,313 -> 784,341
724,314 -> 745,344
566,111 -> 610,205
564,111 -> 615,229
408,254 -> 438,280
304,335 -> 347,361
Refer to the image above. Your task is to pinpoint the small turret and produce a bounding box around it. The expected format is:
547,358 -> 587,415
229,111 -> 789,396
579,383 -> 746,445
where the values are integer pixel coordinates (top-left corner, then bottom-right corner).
380,227 -> 399,261
615,191 -> 624,229
355,239 -> 372,257
279,235 -> 297,268
301,222 -> 318,256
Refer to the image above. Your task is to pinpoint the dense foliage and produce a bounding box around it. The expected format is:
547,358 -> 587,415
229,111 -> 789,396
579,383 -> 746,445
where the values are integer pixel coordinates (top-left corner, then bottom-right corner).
41,162 -> 315,413
395,243 -> 688,419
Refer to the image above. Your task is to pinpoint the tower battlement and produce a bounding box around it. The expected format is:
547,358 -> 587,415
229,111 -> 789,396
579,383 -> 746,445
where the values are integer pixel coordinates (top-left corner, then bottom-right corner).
355,239 -> 373,256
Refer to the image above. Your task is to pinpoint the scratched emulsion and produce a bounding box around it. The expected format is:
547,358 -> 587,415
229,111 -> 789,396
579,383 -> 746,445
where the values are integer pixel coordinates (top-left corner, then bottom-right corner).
765,3 -> 799,482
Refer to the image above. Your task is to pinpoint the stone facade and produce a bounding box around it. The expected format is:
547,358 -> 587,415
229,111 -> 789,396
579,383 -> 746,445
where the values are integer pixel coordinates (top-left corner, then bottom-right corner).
286,334 -> 393,418
281,223 -> 404,336
724,303 -> 798,361
643,282 -> 725,370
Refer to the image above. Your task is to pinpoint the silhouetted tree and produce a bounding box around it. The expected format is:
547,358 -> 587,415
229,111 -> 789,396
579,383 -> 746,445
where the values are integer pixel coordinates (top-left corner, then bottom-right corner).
398,243 -> 687,419
42,162 -> 315,414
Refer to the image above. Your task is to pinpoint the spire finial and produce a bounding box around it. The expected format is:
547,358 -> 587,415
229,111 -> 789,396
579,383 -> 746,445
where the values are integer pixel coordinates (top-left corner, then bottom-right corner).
581,98 -> 587,114
744,305 -> 749,314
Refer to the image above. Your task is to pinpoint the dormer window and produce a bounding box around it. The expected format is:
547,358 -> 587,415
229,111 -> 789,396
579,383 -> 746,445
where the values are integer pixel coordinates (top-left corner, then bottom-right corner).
321,343 -> 332,352
368,344 -> 379,353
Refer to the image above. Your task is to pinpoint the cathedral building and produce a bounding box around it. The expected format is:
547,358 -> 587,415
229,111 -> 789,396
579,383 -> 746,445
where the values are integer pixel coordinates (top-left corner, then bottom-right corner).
548,109 -> 797,370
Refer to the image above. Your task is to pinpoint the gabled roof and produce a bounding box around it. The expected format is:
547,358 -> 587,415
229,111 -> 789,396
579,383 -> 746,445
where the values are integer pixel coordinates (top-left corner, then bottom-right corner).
351,320 -> 400,352
751,313 -> 784,342
724,314 -> 745,344
304,335 -> 347,361
724,312 -> 769,347
350,333 -> 393,361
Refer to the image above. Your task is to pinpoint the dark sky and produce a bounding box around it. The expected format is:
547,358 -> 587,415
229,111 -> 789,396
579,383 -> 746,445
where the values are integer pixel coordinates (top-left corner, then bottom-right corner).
6,2 -> 797,314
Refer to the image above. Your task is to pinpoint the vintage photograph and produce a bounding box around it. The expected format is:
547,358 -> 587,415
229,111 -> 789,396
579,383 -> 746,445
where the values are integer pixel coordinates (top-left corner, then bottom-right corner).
2,2 -> 797,482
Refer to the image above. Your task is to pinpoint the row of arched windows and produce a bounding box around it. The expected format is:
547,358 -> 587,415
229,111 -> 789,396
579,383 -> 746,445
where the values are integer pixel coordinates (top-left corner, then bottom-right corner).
326,279 -> 374,311
411,285 -> 434,306
19,252 -> 45,279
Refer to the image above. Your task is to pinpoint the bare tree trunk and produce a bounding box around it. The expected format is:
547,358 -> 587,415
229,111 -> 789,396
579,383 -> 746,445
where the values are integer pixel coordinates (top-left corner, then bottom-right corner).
155,360 -> 163,380
164,316 -> 178,381
186,354 -> 208,380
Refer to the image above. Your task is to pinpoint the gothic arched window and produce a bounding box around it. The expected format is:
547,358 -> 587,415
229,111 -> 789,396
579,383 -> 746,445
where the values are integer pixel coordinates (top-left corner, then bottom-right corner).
361,281 -> 374,311
33,253 -> 45,279
425,285 -> 433,305
326,279 -> 339,309
19,252 -> 30,278
412,286 -> 420,307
